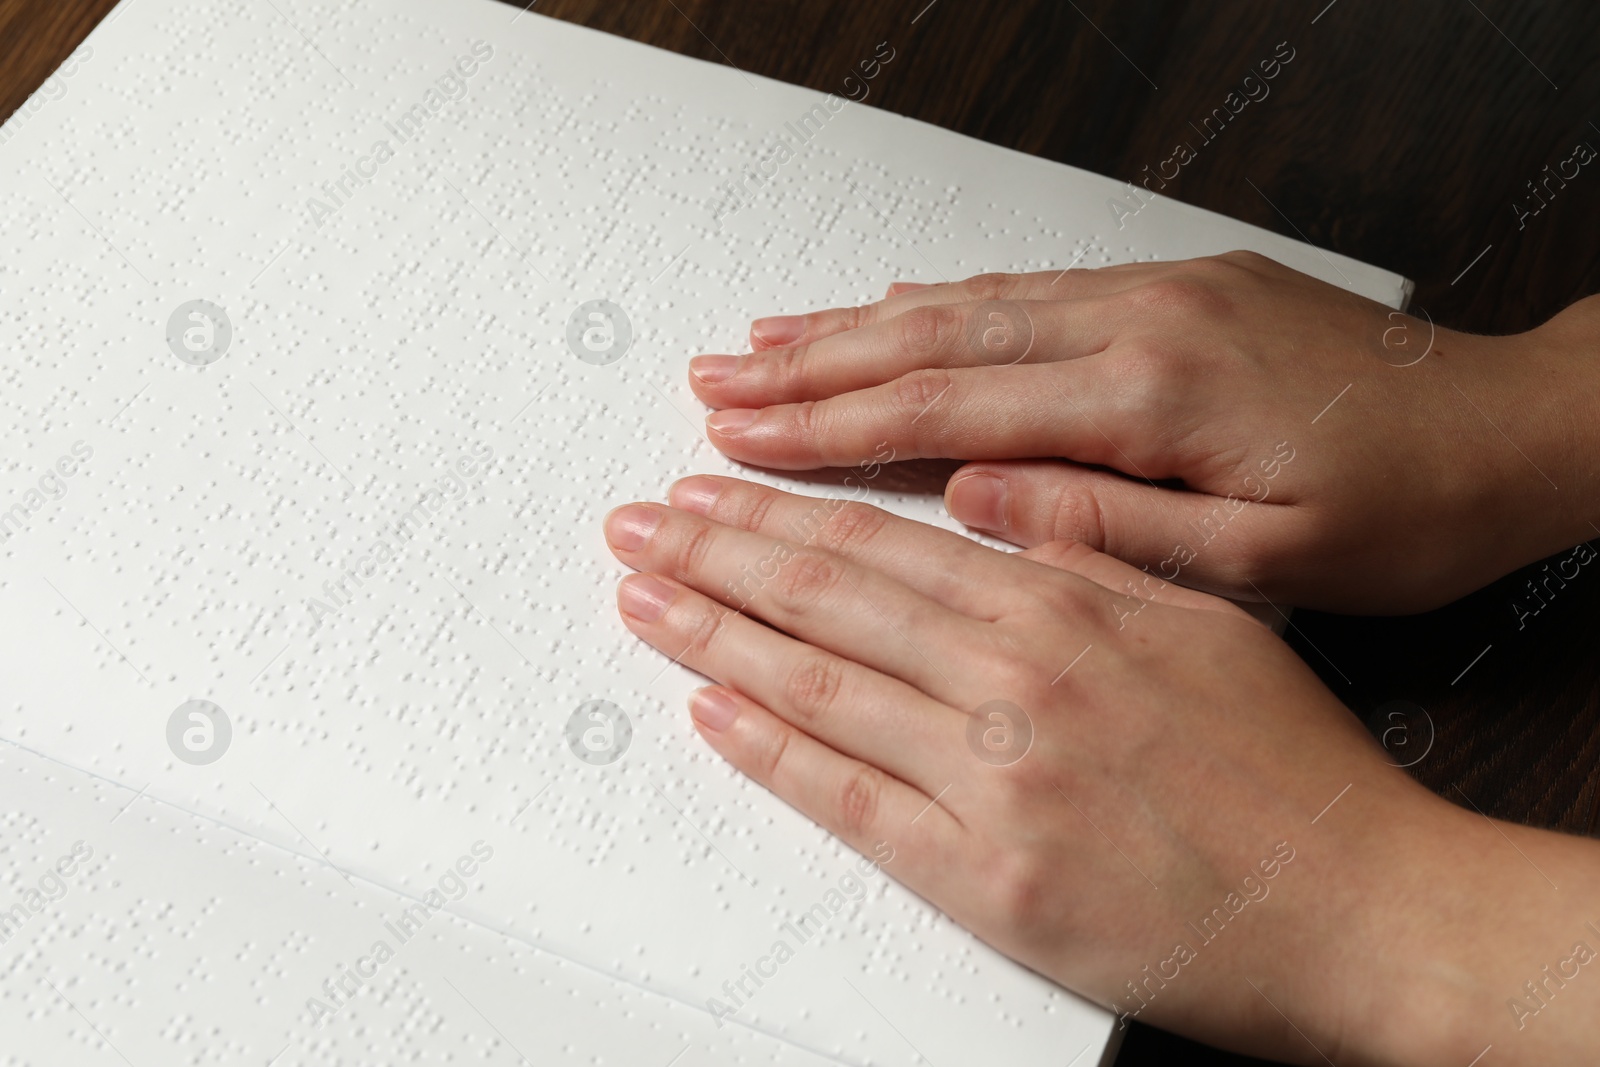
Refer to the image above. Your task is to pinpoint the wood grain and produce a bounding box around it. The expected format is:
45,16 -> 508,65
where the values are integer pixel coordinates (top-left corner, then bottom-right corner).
4,1 -> 1597,1062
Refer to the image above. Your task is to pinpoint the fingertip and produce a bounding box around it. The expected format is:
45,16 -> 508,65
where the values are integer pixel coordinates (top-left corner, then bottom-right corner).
705,408 -> 759,436
886,281 -> 932,297
604,503 -> 663,553
701,405 -> 831,470
689,686 -> 740,733
751,315 -> 805,348
689,354 -> 740,385
946,469 -> 1008,530
668,475 -> 723,515
616,573 -> 675,623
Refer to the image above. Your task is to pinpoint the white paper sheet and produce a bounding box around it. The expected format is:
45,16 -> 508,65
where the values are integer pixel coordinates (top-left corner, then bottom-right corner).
0,1 -> 1409,1063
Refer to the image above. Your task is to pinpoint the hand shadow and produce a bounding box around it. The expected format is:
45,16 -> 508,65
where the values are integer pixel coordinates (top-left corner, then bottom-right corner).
758,457 -> 967,499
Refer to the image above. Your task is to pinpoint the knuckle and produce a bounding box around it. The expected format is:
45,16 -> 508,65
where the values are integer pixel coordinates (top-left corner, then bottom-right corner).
770,341 -> 812,385
678,602 -> 729,659
1111,342 -> 1188,415
1127,277 -> 1226,317
895,303 -> 956,357
749,720 -> 794,785
894,366 -> 954,413
834,766 -> 883,839
726,485 -> 781,533
1185,254 -> 1236,276
1216,248 -> 1273,271
675,520 -> 717,578
771,549 -> 843,612
814,500 -> 890,556
1050,484 -> 1106,547
986,653 -> 1052,711
782,654 -> 846,726
987,849 -> 1052,932
791,400 -> 823,441
962,272 -> 1016,302
1010,573 -> 1103,641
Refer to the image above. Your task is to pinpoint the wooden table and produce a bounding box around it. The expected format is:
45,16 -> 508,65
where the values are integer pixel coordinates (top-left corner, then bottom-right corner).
4,1 -> 1597,1062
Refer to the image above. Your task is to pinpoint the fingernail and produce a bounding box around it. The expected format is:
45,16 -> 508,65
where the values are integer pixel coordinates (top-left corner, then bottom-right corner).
691,354 -> 741,384
751,315 -> 804,346
690,687 -> 740,731
618,574 -> 675,622
887,282 -> 931,296
605,504 -> 662,551
948,473 -> 1008,529
706,408 -> 759,435
670,475 -> 723,515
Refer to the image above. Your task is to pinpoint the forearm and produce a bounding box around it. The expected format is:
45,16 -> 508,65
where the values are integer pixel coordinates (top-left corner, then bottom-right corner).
1339,795 -> 1600,1065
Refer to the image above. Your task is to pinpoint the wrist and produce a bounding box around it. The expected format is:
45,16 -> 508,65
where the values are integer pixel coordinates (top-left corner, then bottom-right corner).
1331,790 -> 1600,1066
1527,294 -> 1600,545
1479,296 -> 1600,566
1176,769 -> 1457,1065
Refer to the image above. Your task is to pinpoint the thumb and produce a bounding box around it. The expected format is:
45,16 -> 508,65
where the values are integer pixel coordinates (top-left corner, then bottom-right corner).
945,459 -> 1289,603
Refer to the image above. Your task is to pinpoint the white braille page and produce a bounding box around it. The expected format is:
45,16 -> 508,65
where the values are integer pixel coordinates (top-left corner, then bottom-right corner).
0,0 -> 1410,1064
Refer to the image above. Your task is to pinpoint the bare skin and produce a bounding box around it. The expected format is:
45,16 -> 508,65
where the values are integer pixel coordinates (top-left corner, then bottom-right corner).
684,253 -> 1600,613
604,480 -> 1600,1065
601,254 -> 1600,1062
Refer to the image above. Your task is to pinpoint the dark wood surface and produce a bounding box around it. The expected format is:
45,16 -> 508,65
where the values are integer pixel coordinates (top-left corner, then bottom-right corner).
4,1 -> 1597,1063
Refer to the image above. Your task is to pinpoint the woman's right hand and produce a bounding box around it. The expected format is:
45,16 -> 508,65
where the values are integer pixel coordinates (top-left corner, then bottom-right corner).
605,476 -> 1600,1065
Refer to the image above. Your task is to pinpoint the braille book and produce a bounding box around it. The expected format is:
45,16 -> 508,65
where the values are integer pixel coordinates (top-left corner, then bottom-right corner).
0,1 -> 1409,1063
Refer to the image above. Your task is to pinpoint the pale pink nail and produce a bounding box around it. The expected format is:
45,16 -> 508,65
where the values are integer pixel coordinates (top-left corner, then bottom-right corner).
690,687 -> 740,731
605,504 -> 662,551
617,574 -> 675,623
947,473 -> 1008,529
706,409 -> 758,435
691,355 -> 740,383
751,315 -> 804,346
670,476 -> 722,515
